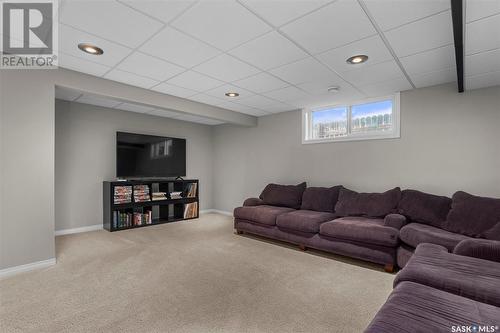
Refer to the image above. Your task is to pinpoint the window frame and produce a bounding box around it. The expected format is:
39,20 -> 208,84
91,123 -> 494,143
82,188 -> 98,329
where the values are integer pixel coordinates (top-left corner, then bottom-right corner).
302,93 -> 400,144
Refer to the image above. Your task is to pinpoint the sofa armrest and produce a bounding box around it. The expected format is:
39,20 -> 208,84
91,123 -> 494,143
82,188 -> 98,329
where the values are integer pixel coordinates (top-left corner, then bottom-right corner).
384,214 -> 407,230
243,197 -> 264,207
453,239 -> 500,263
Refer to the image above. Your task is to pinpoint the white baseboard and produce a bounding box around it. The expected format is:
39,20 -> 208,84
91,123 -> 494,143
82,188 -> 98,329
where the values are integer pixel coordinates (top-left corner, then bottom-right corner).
0,258 -> 56,279
55,224 -> 102,236
200,209 -> 233,216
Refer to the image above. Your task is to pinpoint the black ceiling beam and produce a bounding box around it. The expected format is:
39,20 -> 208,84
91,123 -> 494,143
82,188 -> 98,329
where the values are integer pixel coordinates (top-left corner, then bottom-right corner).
451,0 -> 464,92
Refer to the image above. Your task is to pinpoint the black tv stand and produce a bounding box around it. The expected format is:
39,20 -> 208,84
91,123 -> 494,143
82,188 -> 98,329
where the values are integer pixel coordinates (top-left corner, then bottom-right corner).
103,179 -> 199,232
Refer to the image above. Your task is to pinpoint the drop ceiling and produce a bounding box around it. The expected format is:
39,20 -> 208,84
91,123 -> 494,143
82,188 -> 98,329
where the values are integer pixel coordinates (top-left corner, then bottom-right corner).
57,0 -> 500,118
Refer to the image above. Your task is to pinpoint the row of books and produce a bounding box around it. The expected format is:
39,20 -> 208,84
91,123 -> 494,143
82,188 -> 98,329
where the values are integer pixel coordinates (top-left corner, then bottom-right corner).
184,202 -> 198,219
133,185 -> 150,202
152,192 -> 167,201
114,186 -> 132,204
113,211 -> 152,229
185,183 -> 198,198
170,191 -> 183,199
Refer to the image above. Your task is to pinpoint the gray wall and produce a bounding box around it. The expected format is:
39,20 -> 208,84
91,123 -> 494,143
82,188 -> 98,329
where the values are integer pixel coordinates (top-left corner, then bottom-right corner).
213,83 -> 500,212
55,100 -> 214,231
0,71 -> 55,270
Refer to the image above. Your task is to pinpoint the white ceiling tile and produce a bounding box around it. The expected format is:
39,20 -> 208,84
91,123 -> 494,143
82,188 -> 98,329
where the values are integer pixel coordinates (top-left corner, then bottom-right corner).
170,0 -> 272,51
359,76 -> 412,97
236,94 -> 284,109
141,27 -> 221,68
233,72 -> 289,93
58,53 -> 111,77
296,80 -> 354,96
466,0 -> 500,23
385,10 -> 453,57
120,0 -> 195,24
263,86 -> 309,103
151,83 -> 198,98
264,103 -> 297,113
341,60 -> 403,87
192,54 -> 260,82
76,94 -> 122,108
316,35 -> 393,73
205,84 -> 254,101
166,71 -> 224,92
465,14 -> 500,55
466,70 -> 500,90
399,44 -> 455,75
465,48 -> 500,76
55,87 -> 82,101
410,67 -> 456,88
240,0 -> 331,27
280,0 -> 376,54
58,24 -> 132,67
229,31 -> 308,70
364,0 -> 450,32
117,52 -> 185,81
148,109 -> 184,118
60,0 -> 163,48
104,69 -> 160,89
115,102 -> 156,113
228,104 -> 270,116
269,57 -> 342,85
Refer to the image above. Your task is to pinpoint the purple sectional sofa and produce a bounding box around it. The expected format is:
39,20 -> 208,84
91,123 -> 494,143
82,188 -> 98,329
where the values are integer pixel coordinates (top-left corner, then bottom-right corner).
234,183 -> 500,272
365,240 -> 500,332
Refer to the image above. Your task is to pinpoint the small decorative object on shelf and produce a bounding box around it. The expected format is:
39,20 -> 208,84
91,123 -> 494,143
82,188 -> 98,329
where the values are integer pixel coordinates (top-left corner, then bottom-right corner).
103,179 -> 199,232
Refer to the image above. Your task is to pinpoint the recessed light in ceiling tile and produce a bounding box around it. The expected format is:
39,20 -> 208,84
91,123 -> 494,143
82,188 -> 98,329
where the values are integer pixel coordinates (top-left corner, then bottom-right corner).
346,55 -> 368,64
225,92 -> 239,97
78,43 -> 103,55
327,86 -> 340,93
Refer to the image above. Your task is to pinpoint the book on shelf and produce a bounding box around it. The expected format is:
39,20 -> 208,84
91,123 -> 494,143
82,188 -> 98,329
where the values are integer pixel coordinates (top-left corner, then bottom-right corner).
185,183 -> 197,198
114,186 -> 132,204
183,202 -> 198,219
113,210 -> 152,229
133,184 -> 150,202
152,192 -> 167,201
169,191 -> 183,199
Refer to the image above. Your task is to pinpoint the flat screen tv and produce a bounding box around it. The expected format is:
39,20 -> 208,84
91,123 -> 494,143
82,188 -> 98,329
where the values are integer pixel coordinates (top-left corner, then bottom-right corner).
116,132 -> 186,178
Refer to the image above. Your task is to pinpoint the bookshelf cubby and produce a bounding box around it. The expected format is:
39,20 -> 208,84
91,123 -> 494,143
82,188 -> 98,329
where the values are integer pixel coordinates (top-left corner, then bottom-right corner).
103,179 -> 199,232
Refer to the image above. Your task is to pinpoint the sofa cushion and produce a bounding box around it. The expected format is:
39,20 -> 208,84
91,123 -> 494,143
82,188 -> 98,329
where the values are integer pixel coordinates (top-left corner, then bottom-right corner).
400,222 -> 469,251
395,243 -> 500,307
444,191 -> 500,238
276,210 -> 336,233
334,187 -> 401,218
233,205 -> 294,226
320,217 -> 399,247
300,186 -> 342,213
364,281 -> 500,333
398,189 -> 451,227
396,244 -> 414,268
259,182 -> 306,209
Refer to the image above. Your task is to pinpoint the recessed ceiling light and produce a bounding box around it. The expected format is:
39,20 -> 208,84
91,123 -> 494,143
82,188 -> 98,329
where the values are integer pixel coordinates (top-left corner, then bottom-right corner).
346,55 -> 368,64
78,43 -> 104,55
327,86 -> 340,93
225,92 -> 239,97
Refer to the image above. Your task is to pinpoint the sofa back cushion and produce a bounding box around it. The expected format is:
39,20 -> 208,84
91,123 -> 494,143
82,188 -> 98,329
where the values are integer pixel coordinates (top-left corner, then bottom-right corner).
444,191 -> 500,238
300,186 -> 343,212
398,189 -> 452,227
259,182 -> 306,209
334,187 -> 401,218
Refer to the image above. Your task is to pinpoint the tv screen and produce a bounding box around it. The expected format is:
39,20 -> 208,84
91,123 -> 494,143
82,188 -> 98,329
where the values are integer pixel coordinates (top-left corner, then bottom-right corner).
116,132 -> 186,178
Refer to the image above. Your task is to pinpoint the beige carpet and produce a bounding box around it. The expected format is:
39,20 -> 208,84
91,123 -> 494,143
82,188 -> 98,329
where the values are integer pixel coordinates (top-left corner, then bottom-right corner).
0,213 -> 393,333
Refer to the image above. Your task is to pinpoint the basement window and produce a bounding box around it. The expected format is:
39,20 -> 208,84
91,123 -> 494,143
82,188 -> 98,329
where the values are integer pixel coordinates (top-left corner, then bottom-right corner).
302,93 -> 400,144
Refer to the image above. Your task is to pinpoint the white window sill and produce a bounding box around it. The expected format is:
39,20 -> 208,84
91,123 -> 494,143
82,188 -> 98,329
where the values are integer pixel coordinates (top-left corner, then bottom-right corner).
302,133 -> 400,144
